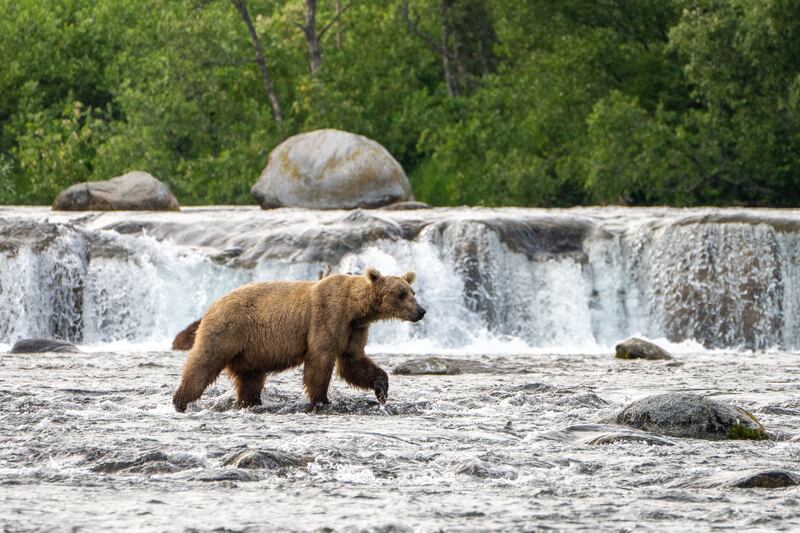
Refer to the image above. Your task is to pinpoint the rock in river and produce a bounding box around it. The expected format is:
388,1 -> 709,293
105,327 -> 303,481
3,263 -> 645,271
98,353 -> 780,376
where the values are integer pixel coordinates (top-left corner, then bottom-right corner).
614,392 -> 767,440
10,338 -> 80,353
728,470 -> 800,488
615,337 -> 672,360
392,357 -> 491,376
251,129 -> 413,209
52,171 -> 180,211
222,449 -> 307,470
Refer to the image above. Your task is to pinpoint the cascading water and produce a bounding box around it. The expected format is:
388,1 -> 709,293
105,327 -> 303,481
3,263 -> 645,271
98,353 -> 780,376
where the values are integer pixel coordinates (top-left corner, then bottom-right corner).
1,206 -> 799,351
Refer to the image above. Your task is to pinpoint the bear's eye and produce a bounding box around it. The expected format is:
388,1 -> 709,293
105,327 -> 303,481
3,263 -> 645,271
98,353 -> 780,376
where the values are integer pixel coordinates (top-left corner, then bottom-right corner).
398,290 -> 407,299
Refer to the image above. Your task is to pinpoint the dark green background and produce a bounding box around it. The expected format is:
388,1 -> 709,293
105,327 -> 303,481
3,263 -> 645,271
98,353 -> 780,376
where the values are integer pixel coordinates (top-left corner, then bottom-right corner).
1,0 -> 798,207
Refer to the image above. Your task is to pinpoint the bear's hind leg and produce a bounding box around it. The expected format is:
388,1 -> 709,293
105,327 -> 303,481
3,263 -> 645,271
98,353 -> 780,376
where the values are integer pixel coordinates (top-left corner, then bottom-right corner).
231,370 -> 267,409
337,354 -> 389,404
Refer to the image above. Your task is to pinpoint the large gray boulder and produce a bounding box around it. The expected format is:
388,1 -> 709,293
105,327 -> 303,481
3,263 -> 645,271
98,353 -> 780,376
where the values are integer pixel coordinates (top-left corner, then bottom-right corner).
251,129 -> 413,209
614,393 -> 767,440
615,337 -> 672,360
53,171 -> 180,211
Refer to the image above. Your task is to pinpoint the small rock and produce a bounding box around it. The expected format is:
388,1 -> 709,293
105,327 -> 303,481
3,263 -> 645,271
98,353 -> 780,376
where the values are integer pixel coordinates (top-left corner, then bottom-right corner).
392,357 -> 465,375
729,470 -> 800,489
615,337 -> 672,360
614,392 -> 767,440
10,338 -> 80,353
222,449 -> 307,470
210,247 -> 243,264
52,171 -> 180,211
381,201 -> 431,210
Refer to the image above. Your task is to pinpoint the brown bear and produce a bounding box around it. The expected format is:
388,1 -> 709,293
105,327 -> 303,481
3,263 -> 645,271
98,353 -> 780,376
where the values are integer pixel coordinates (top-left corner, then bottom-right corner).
172,268 -> 425,412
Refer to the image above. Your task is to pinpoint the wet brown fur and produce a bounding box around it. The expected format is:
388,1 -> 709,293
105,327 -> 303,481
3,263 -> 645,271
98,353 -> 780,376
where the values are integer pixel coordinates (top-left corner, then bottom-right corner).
171,268 -> 334,352
172,268 -> 424,412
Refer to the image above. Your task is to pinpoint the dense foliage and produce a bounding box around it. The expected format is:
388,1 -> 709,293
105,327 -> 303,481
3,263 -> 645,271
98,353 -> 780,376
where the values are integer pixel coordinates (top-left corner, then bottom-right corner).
1,0 -> 799,206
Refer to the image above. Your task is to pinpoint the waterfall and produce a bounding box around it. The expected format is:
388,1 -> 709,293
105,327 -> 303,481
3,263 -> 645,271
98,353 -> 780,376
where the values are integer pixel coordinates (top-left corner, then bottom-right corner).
1,207 -> 799,351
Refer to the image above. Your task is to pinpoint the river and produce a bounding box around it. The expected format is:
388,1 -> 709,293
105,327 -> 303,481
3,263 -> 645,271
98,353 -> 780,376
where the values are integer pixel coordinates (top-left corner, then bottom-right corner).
1,206 -> 799,530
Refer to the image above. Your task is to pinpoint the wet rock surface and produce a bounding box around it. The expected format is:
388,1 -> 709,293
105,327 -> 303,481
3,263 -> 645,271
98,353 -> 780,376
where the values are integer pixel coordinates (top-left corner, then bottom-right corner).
615,338 -> 672,360
52,171 -> 180,211
251,129 -> 413,209
614,392 -> 767,440
9,338 -> 81,353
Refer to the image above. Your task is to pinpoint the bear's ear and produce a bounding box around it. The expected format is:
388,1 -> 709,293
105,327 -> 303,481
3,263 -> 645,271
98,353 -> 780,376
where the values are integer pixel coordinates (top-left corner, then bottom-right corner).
402,271 -> 416,284
365,267 -> 382,285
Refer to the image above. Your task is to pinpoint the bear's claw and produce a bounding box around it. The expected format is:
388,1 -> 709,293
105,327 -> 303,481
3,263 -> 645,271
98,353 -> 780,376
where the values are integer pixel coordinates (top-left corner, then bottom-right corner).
374,372 -> 389,404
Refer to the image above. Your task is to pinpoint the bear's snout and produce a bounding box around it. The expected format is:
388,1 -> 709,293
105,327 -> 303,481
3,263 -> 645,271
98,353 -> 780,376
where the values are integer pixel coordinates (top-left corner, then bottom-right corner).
413,306 -> 426,322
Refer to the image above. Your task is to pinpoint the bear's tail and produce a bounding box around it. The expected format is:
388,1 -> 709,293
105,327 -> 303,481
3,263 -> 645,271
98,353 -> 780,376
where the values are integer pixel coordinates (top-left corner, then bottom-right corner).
172,319 -> 201,350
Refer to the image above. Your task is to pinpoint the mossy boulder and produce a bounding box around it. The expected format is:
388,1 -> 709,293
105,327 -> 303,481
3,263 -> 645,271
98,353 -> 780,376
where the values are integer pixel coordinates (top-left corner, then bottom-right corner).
251,129 -> 413,209
614,392 -> 767,440
615,337 -> 672,360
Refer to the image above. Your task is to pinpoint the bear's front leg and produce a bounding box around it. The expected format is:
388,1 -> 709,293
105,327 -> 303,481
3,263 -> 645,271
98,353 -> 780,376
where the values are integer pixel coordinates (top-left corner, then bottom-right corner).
303,351 -> 335,411
337,326 -> 389,404
337,353 -> 389,404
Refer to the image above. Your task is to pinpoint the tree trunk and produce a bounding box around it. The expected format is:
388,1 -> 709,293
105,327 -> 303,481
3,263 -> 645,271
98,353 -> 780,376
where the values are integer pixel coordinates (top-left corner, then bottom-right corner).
440,0 -> 457,97
230,0 -> 284,126
335,0 -> 343,48
304,0 -> 322,77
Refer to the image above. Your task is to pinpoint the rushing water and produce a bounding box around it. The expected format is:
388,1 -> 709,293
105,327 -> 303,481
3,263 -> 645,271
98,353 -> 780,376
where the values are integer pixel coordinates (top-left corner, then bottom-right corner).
1,206 -> 799,530
1,349 -> 799,531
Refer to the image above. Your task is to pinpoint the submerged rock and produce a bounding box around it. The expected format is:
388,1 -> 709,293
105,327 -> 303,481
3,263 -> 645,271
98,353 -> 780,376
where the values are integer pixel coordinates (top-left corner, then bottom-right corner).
222,449 -> 307,470
615,338 -> 672,360
684,469 -> 800,489
614,393 -> 767,440
584,432 -> 674,446
91,450 -> 202,474
52,171 -> 180,211
251,129 -> 413,209
172,320 -> 201,350
10,338 -> 80,353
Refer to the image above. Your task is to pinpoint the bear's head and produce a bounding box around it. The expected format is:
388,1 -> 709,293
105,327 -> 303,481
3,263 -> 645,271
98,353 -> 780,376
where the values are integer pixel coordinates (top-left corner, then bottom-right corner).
365,267 -> 426,323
